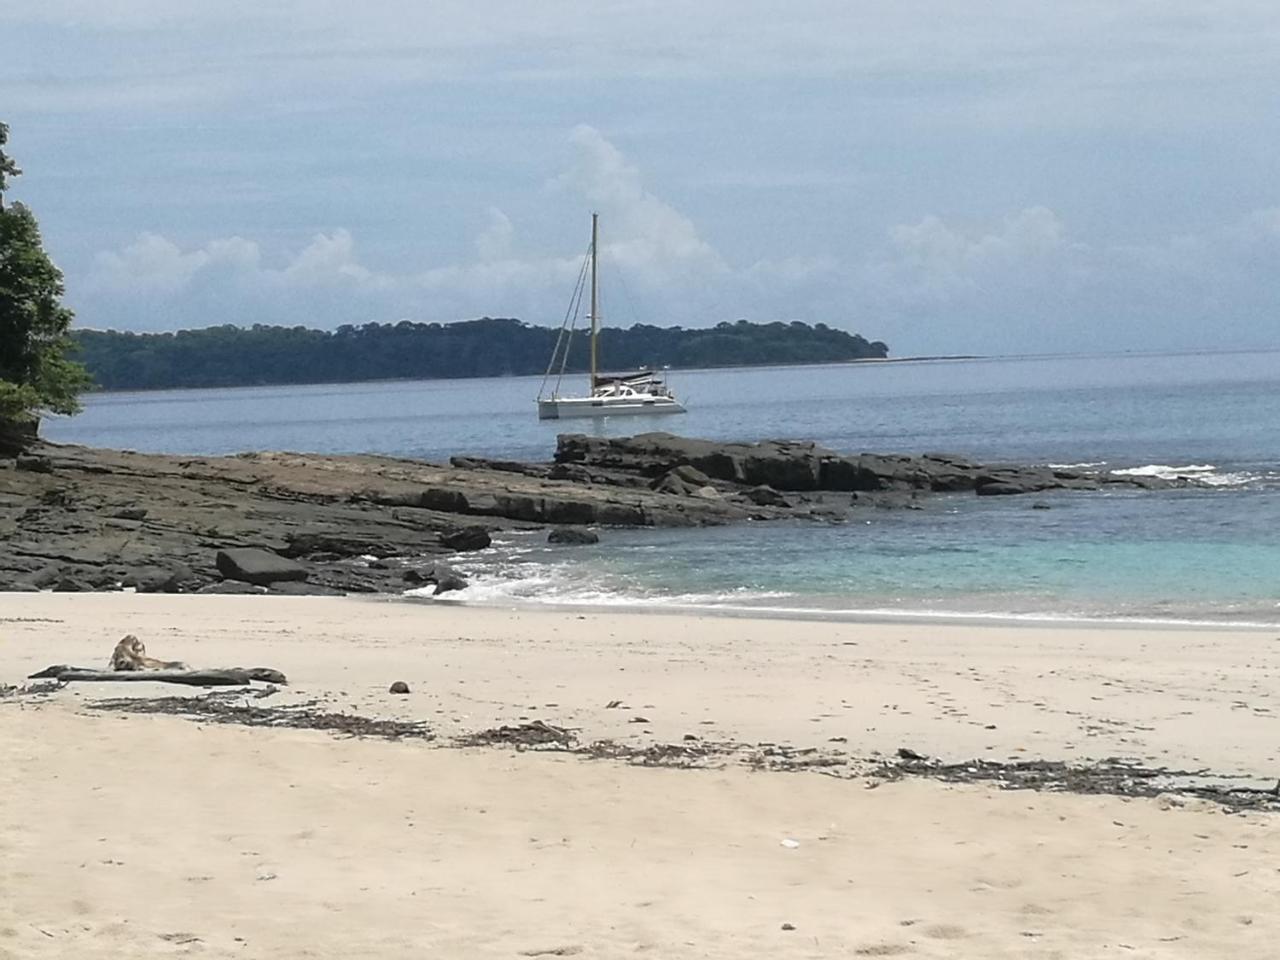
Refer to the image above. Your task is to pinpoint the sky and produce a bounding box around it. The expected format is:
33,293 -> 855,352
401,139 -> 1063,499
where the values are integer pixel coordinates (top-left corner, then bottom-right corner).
2,0 -> 1279,356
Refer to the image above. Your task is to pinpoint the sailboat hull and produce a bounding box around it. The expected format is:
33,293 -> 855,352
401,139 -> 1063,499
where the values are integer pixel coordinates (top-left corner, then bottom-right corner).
537,396 -> 687,419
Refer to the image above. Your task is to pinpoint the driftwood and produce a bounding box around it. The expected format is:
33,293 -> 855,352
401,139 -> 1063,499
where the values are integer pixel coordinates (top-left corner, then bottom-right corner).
28,665 -> 287,686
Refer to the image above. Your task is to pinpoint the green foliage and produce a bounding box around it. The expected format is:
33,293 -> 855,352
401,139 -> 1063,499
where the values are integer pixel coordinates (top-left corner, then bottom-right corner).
73,318 -> 890,391
0,123 -> 91,423
0,123 -> 20,199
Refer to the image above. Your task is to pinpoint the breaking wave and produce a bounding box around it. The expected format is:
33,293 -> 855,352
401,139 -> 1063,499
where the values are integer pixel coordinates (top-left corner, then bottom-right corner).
1109,463 -> 1265,487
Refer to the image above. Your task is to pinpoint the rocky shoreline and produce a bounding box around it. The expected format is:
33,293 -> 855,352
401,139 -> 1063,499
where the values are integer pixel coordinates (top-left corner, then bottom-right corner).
0,431 -> 1192,596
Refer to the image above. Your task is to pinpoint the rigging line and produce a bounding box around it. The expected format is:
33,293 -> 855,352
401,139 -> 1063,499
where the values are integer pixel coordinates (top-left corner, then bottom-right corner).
555,270 -> 584,392
540,243 -> 591,398
553,241 -> 592,394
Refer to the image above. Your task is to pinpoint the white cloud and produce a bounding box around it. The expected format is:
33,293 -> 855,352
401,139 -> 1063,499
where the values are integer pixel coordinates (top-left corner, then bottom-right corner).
474,207 -> 514,262
879,206 -> 1071,302
88,233 -> 260,295
281,230 -> 379,286
552,125 -> 727,284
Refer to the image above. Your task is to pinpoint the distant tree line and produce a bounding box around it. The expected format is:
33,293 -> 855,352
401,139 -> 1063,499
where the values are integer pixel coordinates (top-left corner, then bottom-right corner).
71,319 -> 889,391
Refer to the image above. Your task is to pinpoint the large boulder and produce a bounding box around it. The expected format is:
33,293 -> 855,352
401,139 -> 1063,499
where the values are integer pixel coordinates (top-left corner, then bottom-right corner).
744,484 -> 789,506
439,525 -> 492,552
215,548 -> 309,586
403,563 -> 468,595
548,527 -> 599,545
123,563 -> 194,593
670,464 -> 712,486
651,471 -> 696,496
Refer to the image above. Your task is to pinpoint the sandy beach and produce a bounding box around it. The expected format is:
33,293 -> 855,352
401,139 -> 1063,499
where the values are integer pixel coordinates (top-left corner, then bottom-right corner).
3,594 -> 1278,958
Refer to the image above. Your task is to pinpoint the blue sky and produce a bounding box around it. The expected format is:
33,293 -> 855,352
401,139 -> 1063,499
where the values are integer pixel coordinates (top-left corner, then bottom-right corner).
3,1 -> 1279,354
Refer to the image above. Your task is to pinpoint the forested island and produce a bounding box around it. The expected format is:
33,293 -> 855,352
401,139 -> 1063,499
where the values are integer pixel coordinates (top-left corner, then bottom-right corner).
72,318 -> 889,391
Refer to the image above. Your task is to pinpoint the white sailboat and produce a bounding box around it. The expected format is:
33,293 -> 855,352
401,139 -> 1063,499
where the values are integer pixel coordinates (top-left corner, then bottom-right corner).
536,213 -> 686,420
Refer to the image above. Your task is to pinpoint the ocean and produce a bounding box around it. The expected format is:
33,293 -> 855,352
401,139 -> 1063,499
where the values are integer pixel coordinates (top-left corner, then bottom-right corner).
45,350 -> 1280,625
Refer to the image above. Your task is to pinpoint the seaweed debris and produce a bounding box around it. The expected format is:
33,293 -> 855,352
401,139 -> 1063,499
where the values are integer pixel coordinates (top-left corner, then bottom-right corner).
88,692 -> 434,741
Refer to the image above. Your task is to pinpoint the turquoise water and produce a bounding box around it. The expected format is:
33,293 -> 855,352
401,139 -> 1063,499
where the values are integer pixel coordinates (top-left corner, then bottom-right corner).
451,489 -> 1280,624
45,350 -> 1280,624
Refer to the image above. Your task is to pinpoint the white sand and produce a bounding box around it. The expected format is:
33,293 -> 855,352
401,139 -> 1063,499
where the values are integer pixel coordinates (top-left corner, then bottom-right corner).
2,594 -> 1278,958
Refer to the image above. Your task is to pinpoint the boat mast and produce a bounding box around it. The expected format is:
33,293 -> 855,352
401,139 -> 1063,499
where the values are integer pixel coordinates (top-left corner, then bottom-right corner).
589,212 -> 599,387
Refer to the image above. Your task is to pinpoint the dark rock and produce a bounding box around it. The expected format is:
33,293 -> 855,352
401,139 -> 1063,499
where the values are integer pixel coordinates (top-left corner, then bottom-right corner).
389,681 -> 410,694
559,433 -> 823,487
489,494 -> 540,522
595,502 -> 647,525
449,456 -> 550,478
671,464 -> 712,486
652,471 -> 695,496
432,572 -> 468,595
283,531 -> 393,559
53,575 -> 89,592
215,548 -> 309,585
307,567 -> 387,593
1031,501 -> 1052,510
197,580 -> 267,595
547,462 -> 652,487
744,484 -> 789,506
548,462 -> 596,483
560,433 -> 983,495
266,581 -> 346,596
109,506 -> 149,521
540,497 -> 598,525
975,467 -> 1059,496
29,566 -> 62,589
123,564 -> 193,593
976,481 -> 1034,496
15,454 -> 53,474
548,527 -> 599,545
419,487 -> 470,512
404,563 -> 469,595
439,525 -> 491,552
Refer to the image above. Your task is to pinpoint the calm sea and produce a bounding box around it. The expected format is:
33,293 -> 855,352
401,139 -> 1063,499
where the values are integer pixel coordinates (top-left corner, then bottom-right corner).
45,351 -> 1280,625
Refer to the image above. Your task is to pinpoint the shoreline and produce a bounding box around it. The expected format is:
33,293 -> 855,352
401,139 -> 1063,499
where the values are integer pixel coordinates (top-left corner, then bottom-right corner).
415,591 -> 1280,631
